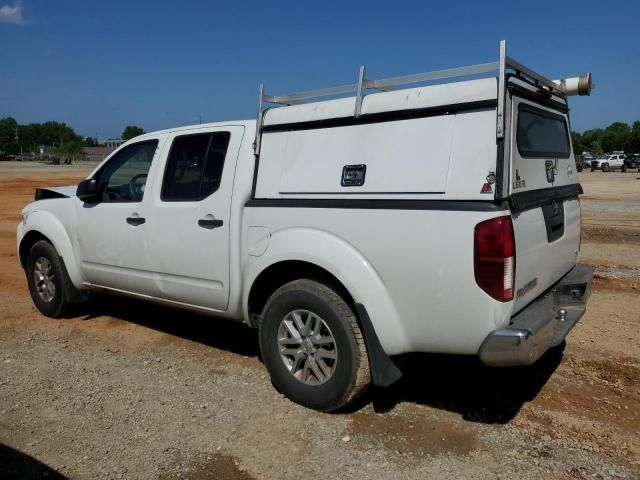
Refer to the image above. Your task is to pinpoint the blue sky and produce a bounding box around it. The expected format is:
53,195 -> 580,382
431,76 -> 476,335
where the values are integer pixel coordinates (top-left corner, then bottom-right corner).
1,0 -> 638,139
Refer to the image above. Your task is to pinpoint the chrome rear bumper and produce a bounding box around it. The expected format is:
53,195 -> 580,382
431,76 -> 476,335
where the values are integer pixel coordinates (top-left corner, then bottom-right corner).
479,263 -> 593,367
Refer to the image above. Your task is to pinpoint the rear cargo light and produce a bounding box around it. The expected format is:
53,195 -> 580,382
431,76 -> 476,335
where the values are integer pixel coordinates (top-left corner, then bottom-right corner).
474,216 -> 515,302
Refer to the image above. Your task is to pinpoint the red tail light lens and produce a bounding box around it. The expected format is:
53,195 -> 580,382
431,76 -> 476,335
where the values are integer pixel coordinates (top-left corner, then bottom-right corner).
474,216 -> 515,301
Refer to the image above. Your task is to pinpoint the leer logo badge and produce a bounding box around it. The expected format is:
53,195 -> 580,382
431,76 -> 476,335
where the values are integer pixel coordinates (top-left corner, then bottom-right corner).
512,169 -> 526,189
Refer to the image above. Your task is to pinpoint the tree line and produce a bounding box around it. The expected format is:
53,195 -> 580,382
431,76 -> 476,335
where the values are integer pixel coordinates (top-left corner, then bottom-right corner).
0,117 -> 145,156
571,121 -> 640,155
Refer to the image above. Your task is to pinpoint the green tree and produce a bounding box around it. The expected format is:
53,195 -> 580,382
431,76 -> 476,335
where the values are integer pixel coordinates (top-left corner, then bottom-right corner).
83,136 -> 99,147
571,131 -> 583,155
61,139 -> 84,161
122,125 -> 145,141
601,122 -> 630,152
581,128 -> 604,154
0,117 -> 19,153
625,121 -> 640,153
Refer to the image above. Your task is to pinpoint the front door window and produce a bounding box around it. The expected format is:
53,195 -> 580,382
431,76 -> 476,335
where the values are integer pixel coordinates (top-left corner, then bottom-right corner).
96,140 -> 158,203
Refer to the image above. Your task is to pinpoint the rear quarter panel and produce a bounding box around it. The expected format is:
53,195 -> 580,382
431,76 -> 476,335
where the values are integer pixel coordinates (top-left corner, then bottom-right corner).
243,207 -> 513,356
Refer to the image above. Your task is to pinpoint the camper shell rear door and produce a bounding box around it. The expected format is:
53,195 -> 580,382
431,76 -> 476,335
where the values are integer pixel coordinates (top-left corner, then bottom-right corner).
506,77 -> 582,314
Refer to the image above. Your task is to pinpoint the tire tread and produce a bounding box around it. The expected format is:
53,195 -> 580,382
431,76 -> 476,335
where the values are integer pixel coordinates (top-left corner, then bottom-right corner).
260,279 -> 370,411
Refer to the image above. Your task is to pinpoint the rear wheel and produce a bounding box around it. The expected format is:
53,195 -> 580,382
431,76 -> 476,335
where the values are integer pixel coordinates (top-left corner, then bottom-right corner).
602,162 -> 610,172
259,279 -> 370,411
26,240 -> 72,318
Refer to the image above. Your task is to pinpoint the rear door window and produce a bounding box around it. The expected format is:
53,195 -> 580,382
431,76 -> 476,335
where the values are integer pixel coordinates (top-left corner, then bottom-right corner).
161,132 -> 231,201
516,104 -> 570,158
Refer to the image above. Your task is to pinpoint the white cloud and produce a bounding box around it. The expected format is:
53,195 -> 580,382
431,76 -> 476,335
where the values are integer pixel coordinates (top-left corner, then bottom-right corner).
0,0 -> 23,25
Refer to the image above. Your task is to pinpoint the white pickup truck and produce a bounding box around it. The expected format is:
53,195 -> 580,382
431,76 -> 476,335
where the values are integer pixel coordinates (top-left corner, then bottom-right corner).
18,42 -> 594,411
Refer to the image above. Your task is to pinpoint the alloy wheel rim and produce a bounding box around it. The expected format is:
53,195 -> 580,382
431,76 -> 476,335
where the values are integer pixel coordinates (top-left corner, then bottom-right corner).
33,257 -> 56,303
277,309 -> 338,385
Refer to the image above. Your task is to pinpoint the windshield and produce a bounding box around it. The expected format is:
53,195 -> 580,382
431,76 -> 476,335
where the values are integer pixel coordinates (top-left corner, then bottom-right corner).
516,104 -> 570,158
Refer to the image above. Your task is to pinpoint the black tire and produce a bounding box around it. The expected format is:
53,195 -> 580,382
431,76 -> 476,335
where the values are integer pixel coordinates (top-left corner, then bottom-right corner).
259,279 -> 370,411
25,240 -> 71,318
602,162 -> 609,172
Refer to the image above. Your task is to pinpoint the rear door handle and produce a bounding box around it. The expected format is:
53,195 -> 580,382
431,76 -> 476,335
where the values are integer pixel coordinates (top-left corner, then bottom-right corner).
198,217 -> 223,229
126,216 -> 145,226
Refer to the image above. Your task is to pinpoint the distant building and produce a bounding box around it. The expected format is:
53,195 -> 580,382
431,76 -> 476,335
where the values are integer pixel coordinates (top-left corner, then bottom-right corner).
104,138 -> 125,149
82,146 -> 117,163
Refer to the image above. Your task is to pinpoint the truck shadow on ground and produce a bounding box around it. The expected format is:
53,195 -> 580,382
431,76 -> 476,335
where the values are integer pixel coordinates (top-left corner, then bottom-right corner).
78,295 -> 562,425
77,294 -> 259,358
0,444 -> 67,479
357,347 -> 564,424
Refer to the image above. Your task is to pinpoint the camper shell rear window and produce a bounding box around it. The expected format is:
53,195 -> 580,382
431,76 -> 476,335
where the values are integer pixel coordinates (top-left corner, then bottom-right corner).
516,104 -> 570,159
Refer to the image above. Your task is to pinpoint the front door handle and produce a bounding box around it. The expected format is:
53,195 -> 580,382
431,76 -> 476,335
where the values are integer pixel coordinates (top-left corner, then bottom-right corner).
126,216 -> 146,226
198,215 -> 223,229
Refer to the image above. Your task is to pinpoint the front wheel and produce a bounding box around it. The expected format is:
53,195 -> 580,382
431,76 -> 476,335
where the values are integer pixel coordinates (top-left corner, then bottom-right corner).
26,240 -> 72,318
259,280 -> 370,411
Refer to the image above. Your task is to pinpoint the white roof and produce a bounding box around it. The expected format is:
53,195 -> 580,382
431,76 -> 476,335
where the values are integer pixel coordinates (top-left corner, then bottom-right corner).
264,78 -> 498,126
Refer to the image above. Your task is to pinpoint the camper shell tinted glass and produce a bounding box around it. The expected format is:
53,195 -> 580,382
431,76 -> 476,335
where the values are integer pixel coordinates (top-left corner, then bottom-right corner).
516,104 -> 570,159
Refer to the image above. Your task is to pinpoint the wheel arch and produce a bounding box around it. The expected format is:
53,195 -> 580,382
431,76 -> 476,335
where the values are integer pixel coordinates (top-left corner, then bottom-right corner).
19,210 -> 83,288
247,260 -> 355,327
19,230 -> 51,268
242,227 -> 408,357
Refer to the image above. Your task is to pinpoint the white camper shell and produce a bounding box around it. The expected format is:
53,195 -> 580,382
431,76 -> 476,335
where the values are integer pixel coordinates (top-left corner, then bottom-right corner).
18,41 -> 593,411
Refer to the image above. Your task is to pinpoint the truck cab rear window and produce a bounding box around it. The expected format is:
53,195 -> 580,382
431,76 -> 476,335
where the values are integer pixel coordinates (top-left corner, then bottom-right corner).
516,104 -> 570,158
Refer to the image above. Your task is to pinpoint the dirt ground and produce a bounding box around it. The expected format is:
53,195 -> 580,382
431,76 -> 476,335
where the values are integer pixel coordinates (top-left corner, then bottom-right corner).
0,162 -> 638,479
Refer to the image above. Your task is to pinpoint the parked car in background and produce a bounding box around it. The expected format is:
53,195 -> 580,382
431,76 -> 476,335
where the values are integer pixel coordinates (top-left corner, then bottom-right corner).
575,155 -> 588,172
623,153 -> 639,172
591,154 -> 625,172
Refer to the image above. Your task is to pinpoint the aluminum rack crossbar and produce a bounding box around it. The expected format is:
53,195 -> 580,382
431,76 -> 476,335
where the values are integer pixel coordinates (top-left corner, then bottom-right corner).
253,40 -> 566,154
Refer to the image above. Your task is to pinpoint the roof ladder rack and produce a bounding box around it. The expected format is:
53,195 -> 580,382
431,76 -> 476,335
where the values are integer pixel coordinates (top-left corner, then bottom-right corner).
254,40 -> 580,155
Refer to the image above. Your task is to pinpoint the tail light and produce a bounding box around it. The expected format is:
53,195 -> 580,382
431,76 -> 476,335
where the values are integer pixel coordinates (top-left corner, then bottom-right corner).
474,216 -> 515,301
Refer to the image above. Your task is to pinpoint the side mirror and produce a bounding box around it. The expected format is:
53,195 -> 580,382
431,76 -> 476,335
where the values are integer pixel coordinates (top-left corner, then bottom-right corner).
76,178 -> 99,202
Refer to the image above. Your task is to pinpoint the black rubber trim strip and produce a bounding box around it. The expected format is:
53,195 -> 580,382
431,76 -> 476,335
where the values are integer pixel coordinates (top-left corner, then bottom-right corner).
495,138 -> 505,200
507,79 -> 569,114
509,184 -> 583,214
250,154 -> 260,198
279,191 -> 444,195
245,198 -> 509,212
354,303 -> 403,388
35,188 -> 69,201
261,99 -> 497,133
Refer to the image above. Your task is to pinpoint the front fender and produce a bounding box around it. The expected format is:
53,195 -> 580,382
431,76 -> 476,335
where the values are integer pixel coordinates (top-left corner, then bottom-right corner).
18,209 -> 83,288
243,227 -> 408,355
